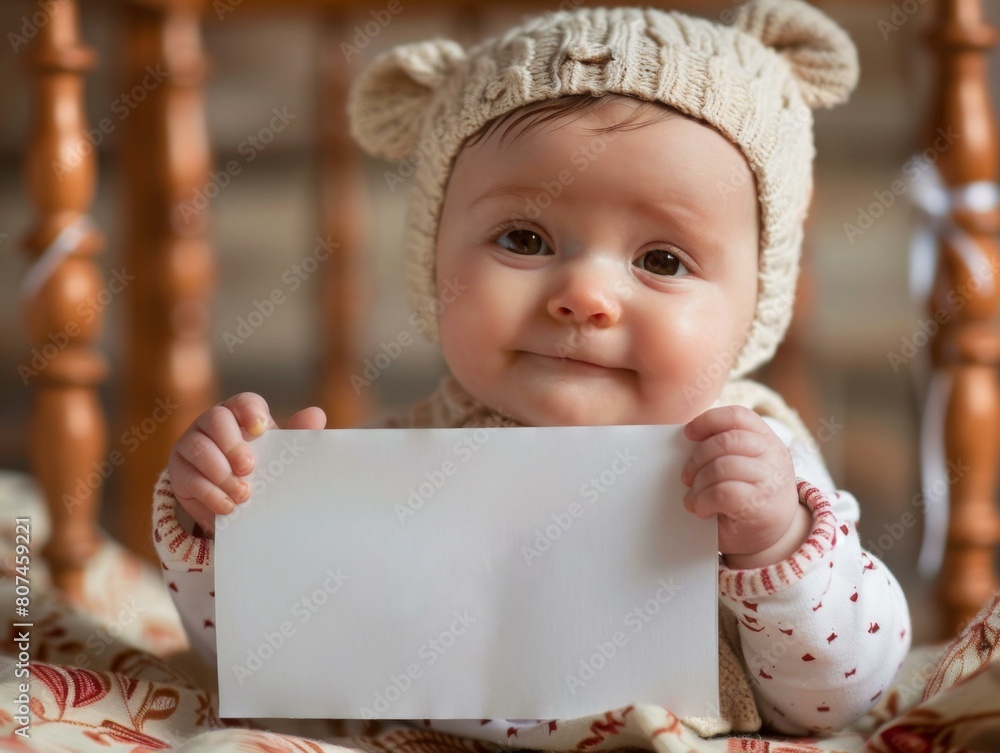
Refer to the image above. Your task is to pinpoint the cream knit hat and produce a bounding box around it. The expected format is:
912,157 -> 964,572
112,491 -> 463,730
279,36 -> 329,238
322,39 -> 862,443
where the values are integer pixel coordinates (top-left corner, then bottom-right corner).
348,0 -> 858,378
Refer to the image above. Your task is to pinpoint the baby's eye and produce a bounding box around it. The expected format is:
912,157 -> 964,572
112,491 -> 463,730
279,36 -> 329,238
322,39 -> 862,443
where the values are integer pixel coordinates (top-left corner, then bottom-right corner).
496,229 -> 550,255
635,249 -> 688,277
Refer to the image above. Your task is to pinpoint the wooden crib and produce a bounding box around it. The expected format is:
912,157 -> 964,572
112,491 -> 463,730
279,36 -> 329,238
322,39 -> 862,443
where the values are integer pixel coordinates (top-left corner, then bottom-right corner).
19,0 -> 1000,639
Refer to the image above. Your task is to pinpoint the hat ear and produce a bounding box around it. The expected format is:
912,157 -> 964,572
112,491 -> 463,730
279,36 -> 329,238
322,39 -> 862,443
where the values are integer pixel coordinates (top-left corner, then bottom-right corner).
348,39 -> 467,161
735,0 -> 859,109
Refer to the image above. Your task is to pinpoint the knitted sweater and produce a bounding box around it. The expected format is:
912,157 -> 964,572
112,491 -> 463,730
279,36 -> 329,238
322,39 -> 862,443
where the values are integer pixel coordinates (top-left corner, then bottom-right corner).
152,376 -> 910,739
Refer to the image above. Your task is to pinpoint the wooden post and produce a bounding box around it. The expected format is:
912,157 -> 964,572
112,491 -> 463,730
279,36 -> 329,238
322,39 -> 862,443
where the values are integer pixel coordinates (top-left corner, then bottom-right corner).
925,0 -> 1000,637
317,11 -> 371,427
118,0 -> 215,558
22,0 -> 105,600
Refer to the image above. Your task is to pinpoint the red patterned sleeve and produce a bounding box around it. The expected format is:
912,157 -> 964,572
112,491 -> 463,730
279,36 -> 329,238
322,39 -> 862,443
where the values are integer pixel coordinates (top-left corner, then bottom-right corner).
718,480 -> 911,736
152,468 -> 219,664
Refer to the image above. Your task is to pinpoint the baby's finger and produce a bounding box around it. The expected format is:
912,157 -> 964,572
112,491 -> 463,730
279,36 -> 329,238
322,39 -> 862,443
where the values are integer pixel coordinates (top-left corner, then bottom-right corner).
200,395 -> 271,475
684,479 -> 758,520
192,406 -> 255,481
218,392 -> 276,438
171,453 -> 236,517
681,429 -> 768,486
286,406 -> 326,430
175,429 -> 251,504
684,405 -> 769,442
687,454 -> 767,502
186,504 -> 218,537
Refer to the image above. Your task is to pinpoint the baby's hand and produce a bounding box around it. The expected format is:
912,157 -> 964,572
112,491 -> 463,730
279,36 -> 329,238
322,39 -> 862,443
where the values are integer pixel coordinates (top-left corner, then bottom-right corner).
681,405 -> 810,569
167,393 -> 326,534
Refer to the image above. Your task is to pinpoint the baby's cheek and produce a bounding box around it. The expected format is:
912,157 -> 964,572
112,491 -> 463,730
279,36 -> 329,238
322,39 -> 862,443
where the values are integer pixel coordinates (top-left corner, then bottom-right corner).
678,331 -> 741,412
663,316 -> 730,378
438,316 -> 474,373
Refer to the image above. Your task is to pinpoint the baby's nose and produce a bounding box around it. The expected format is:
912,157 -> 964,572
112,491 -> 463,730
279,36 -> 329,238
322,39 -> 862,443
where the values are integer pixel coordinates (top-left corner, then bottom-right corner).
547,265 -> 622,327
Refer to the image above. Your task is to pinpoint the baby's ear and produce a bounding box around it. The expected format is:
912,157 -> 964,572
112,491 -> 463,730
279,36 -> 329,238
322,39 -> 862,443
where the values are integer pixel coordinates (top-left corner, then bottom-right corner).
735,0 -> 859,109
347,39 -> 466,161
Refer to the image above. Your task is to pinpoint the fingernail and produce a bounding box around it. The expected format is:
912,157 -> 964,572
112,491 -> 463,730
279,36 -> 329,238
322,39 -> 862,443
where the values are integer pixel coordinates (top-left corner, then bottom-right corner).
237,482 -> 249,500
248,418 -> 267,437
221,497 -> 235,513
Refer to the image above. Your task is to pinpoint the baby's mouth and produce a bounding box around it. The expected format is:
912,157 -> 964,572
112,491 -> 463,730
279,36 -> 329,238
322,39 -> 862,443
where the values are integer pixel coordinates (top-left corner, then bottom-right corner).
561,356 -> 606,369
523,351 -> 616,371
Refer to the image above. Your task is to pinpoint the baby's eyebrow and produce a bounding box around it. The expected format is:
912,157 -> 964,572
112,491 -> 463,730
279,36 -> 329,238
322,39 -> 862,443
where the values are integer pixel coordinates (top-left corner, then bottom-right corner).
468,183 -> 537,210
633,195 -> 711,228
632,198 -> 744,258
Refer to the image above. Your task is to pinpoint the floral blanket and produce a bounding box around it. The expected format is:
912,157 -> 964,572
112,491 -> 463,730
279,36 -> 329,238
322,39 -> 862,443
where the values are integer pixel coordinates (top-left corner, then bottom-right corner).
1,470 -> 999,753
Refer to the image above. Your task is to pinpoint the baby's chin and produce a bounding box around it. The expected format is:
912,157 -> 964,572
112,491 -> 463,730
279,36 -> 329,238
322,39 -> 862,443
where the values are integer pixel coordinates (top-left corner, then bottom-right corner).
452,371 -> 712,426
504,392 -> 669,427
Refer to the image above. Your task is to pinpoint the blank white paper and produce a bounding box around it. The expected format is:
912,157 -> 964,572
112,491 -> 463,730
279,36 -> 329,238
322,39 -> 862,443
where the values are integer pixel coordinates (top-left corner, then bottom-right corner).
216,425 -> 719,720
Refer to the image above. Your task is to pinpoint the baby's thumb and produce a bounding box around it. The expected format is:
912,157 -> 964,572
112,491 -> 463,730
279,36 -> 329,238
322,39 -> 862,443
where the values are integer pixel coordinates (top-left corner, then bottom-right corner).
286,406 -> 326,430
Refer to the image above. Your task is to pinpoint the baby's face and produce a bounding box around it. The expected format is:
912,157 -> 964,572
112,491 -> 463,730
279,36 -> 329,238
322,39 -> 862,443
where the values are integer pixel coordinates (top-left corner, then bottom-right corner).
435,98 -> 759,426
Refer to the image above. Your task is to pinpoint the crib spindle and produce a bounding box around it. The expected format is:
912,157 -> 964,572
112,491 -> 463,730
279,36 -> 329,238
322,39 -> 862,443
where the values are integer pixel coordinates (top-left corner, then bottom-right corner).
22,0 -> 105,599
317,11 -> 372,428
119,0 -> 215,559
925,0 -> 1000,637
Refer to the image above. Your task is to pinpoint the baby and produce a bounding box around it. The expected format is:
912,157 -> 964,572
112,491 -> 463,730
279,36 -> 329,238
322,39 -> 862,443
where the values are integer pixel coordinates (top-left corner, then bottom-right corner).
153,0 -> 910,741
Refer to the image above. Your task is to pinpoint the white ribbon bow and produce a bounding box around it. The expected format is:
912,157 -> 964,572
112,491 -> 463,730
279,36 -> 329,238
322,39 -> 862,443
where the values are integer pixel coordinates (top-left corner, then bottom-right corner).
907,162 -> 999,578
19,215 -> 97,302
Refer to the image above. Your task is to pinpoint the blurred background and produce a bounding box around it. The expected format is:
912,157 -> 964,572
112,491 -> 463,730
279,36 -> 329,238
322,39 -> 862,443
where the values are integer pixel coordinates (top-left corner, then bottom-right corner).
3,0 -> 1000,643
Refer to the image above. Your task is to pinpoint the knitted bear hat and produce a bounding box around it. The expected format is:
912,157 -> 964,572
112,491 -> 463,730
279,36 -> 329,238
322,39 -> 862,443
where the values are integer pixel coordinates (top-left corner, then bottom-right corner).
347,0 -> 859,379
